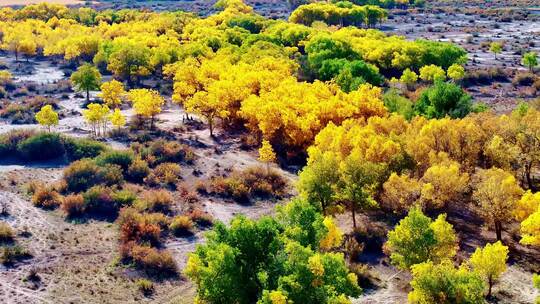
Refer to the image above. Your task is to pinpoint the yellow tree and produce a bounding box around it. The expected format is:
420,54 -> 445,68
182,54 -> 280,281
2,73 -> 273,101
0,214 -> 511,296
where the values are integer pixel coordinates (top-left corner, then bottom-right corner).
520,210 -> 540,246
99,79 -> 125,108
473,168 -> 523,241
447,64 -> 465,82
109,108 -> 126,129
127,89 -> 164,129
419,162 -> 469,210
35,105 -> 59,131
419,65 -> 446,83
382,173 -> 422,213
259,140 -> 277,173
83,103 -> 109,137
469,241 -> 509,298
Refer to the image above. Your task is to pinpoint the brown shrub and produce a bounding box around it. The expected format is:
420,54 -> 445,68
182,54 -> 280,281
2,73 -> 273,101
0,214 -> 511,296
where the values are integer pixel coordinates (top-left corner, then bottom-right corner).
118,208 -> 162,246
61,194 -> 85,217
32,187 -> 62,209
135,189 -> 174,214
169,216 -> 194,236
188,208 -> 213,227
0,222 -> 14,243
129,245 -> 178,277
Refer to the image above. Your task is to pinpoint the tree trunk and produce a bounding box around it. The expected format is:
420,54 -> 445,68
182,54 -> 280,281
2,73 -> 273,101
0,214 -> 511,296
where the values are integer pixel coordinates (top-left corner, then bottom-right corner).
487,277 -> 493,298
351,202 -> 357,229
525,163 -> 536,191
208,117 -> 214,137
86,88 -> 90,102
495,221 -> 502,241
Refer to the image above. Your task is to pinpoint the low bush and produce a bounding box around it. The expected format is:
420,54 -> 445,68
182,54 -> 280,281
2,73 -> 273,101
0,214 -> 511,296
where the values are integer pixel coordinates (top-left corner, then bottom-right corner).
95,150 -> 134,172
145,163 -> 181,187
512,72 -> 536,86
127,158 -> 150,183
209,166 -> 288,203
136,278 -> 154,296
0,129 -> 36,157
61,194 -> 85,218
63,160 -> 124,193
112,190 -> 137,208
137,140 -> 196,166
63,159 -> 101,192
169,216 -> 194,236
129,244 -> 178,277
0,245 -> 31,265
82,186 -> 116,215
63,137 -> 107,161
17,133 -> 65,161
135,190 -> 174,214
118,208 -> 163,246
188,208 -> 213,227
0,222 -> 14,243
32,187 -> 62,209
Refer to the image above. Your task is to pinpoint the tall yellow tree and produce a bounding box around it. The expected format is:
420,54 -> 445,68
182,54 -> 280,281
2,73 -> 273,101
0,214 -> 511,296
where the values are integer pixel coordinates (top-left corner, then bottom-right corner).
473,168 -> 523,242
83,103 -> 109,137
127,89 -> 164,129
99,79 -> 125,108
35,105 -> 59,131
469,241 -> 509,298
259,139 -> 277,173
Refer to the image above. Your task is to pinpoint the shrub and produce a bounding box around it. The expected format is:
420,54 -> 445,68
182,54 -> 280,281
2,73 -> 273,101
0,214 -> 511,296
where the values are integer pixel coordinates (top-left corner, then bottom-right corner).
63,159 -> 101,192
0,245 -> 31,265
61,194 -> 85,217
188,209 -> 213,227
0,129 -> 36,157
118,208 -> 163,245
63,137 -> 106,161
146,163 -> 181,187
135,190 -> 174,214
99,164 -> 124,187
0,222 -> 14,243
32,187 -> 62,209
95,150 -> 134,172
112,190 -> 137,208
136,278 -> 154,296
127,158 -> 150,183
17,133 -> 65,161
512,72 -> 536,86
209,166 -> 288,203
129,245 -> 178,277
83,186 -> 116,215
169,216 -> 194,236
414,81 -> 472,119
146,140 -> 196,165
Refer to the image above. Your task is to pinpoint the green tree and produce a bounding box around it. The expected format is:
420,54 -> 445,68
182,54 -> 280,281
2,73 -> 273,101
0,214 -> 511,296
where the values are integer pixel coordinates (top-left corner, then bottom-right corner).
185,200 -> 361,304
522,52 -> 538,73
489,42 -> 503,60
408,260 -> 486,304
71,63 -> 102,102
469,241 -> 509,298
414,81 -> 472,119
298,151 -> 340,214
385,207 -> 458,270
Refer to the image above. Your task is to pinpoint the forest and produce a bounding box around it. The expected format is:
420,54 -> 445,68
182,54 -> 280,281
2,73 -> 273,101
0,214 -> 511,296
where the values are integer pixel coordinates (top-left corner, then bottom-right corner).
0,0 -> 538,303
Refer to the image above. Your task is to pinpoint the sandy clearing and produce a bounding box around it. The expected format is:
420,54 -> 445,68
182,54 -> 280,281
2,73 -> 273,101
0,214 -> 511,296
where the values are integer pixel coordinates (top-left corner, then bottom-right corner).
0,0 -> 84,6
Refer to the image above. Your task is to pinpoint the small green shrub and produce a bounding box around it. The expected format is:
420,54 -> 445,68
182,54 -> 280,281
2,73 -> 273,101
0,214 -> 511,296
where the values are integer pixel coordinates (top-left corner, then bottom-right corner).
63,159 -> 101,192
127,158 -> 150,183
169,216 -> 194,236
136,278 -> 154,296
83,186 -> 116,215
31,187 -> 62,209
0,129 -> 36,157
135,190 -> 174,214
112,190 -> 137,208
63,137 -> 107,161
95,150 -> 134,172
17,133 -> 65,161
0,245 -> 31,265
99,164 -> 125,187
